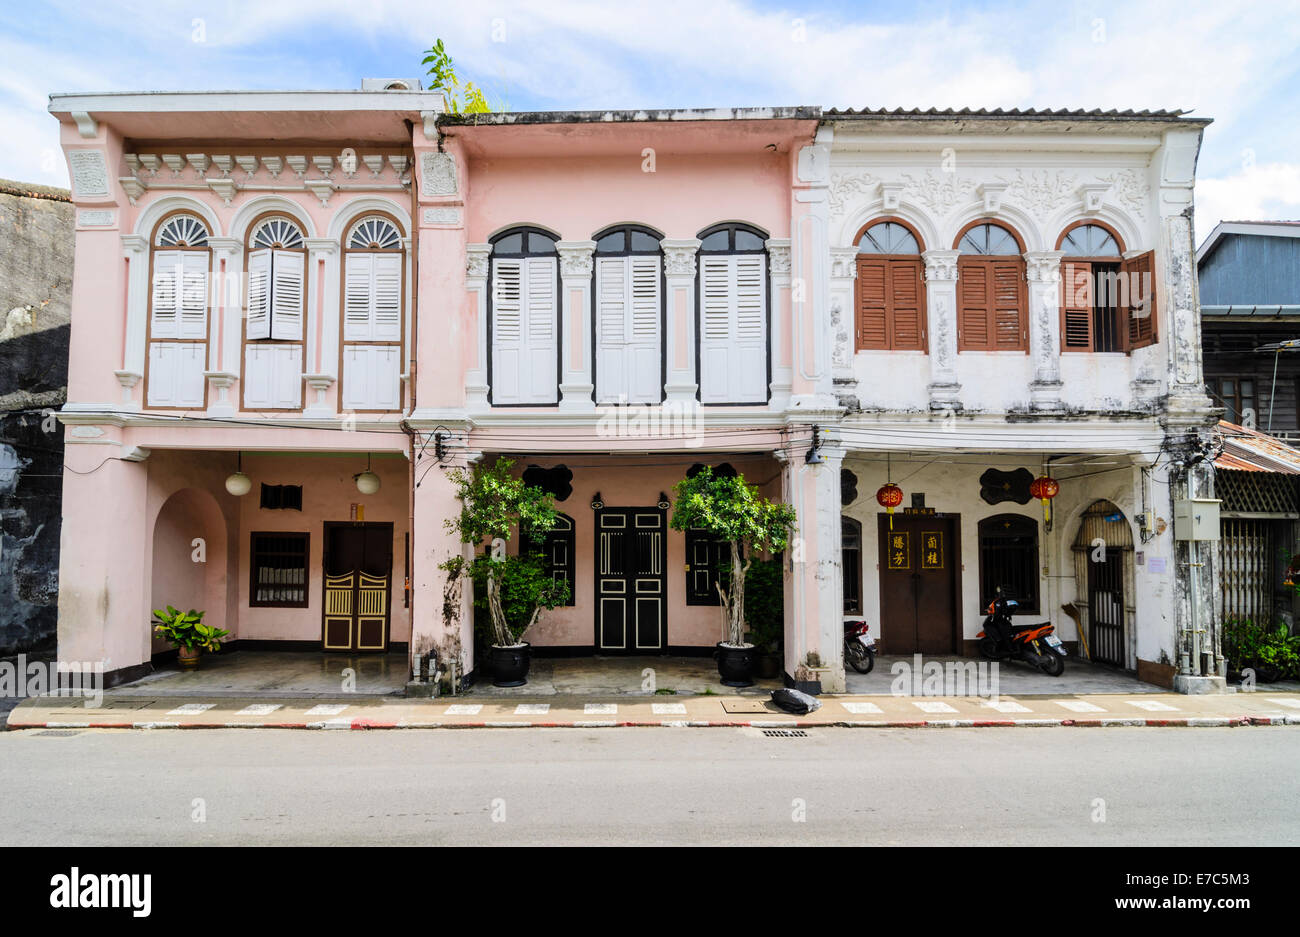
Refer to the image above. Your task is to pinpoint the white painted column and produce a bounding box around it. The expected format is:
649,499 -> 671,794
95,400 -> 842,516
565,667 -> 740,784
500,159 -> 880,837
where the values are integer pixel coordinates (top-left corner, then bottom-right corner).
922,248 -> 961,410
828,245 -> 858,401
557,240 -> 596,410
204,236 -> 241,416
464,243 -> 491,410
1025,249 -> 1065,411
767,238 -> 793,410
302,237 -> 337,417
661,238 -> 700,404
115,234 -> 147,407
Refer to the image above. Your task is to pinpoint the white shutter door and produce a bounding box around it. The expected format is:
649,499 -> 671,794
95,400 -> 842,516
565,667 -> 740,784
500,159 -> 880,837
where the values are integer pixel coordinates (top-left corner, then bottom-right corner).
491,258 -> 523,403
270,249 -> 304,340
147,342 -> 176,405
243,344 -> 273,408
595,257 -> 628,402
179,252 -> 209,339
698,256 -> 733,403
524,257 -> 558,403
371,253 -> 402,341
732,254 -> 767,403
343,254 -> 373,341
245,249 -> 271,340
150,251 -> 182,338
177,342 -> 206,406
627,255 -> 661,403
273,344 -> 303,408
371,346 -> 401,410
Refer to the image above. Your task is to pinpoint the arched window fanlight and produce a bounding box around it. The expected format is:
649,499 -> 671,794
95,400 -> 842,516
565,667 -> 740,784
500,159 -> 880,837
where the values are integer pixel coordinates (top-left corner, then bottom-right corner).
347,216 -> 402,250
957,222 -> 1020,255
697,222 -> 768,253
594,224 -> 663,254
857,221 -> 920,255
1060,224 -> 1121,257
251,217 -> 305,249
155,214 -> 209,248
491,227 -> 558,255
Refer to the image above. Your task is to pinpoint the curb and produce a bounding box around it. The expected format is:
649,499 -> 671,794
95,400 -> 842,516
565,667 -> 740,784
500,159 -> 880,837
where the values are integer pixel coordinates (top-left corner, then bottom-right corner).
10,714 -> 1300,731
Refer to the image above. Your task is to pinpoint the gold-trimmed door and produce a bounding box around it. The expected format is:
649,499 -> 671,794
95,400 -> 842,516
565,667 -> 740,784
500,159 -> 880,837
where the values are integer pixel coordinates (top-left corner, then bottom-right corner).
322,522 -> 393,652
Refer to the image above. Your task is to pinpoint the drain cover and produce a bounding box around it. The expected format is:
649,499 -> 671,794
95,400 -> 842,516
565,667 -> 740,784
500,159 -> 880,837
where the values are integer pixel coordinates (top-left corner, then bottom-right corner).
762,729 -> 808,738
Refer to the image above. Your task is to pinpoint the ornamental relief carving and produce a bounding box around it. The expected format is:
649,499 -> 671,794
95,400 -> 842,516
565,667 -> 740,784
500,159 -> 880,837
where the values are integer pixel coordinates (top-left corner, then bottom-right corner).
558,247 -> 594,278
997,169 -> 1077,220
902,170 -> 977,216
420,152 -> 458,196
830,248 -> 858,279
1025,255 -> 1063,283
830,297 -> 851,369
828,171 -> 878,213
662,246 -> 697,277
1098,169 -> 1148,219
465,251 -> 489,279
767,244 -> 792,275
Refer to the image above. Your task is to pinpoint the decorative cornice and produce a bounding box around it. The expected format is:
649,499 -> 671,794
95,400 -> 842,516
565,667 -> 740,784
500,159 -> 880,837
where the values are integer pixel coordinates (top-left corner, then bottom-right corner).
466,243 -> 491,280
766,238 -> 792,275
1024,250 -> 1066,283
71,111 -> 97,138
207,178 -> 238,205
661,239 -> 701,278
830,247 -> 859,279
207,236 -> 241,254
304,237 -> 337,255
556,240 -> 596,279
120,234 -> 147,256
303,178 -> 334,206
1078,182 -> 1111,215
117,176 -> 144,204
922,249 -> 960,282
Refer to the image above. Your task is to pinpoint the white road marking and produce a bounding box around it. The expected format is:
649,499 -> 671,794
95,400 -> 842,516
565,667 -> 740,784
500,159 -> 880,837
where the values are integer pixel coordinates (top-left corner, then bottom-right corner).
1265,698 -> 1300,710
444,704 -> 482,715
912,701 -> 958,713
652,703 -> 687,714
514,703 -> 550,715
235,704 -> 283,716
303,704 -> 349,716
979,700 -> 1031,713
841,702 -> 884,714
584,703 -> 617,714
1127,700 -> 1178,712
166,703 -> 216,715
1054,700 -> 1105,713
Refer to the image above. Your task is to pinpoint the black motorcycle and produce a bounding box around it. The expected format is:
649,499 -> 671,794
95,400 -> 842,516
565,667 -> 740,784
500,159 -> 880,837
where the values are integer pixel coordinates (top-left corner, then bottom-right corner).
844,620 -> 876,674
977,590 -> 1066,676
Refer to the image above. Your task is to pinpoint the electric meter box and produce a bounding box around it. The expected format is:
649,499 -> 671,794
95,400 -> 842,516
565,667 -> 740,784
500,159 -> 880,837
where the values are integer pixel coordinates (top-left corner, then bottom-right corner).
1173,498 -> 1220,541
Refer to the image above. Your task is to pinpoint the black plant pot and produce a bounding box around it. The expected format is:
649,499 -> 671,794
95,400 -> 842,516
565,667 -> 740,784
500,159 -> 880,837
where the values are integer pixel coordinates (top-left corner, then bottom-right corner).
756,653 -> 781,680
487,642 -> 531,687
716,643 -> 756,687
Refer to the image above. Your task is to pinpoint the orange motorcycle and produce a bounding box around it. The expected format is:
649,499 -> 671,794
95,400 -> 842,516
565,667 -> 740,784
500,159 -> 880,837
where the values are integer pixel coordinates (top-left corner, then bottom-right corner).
977,590 -> 1066,676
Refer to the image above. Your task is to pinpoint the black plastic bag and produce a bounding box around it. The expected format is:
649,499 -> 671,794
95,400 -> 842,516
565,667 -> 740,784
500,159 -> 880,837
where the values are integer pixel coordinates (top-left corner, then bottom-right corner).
771,687 -> 821,715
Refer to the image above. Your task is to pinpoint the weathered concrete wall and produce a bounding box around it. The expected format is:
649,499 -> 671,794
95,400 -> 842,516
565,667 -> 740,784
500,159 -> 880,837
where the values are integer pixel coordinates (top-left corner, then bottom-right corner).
0,179 -> 72,655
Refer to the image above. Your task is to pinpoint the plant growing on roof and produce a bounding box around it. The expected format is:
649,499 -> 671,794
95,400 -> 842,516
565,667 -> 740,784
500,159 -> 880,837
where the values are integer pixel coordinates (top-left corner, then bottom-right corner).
421,39 -> 492,115
440,458 -> 569,648
669,466 -> 797,648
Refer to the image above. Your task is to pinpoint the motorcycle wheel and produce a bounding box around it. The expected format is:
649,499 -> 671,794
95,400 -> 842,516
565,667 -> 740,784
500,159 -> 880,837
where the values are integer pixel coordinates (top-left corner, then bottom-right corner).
978,636 -> 1001,660
846,641 -> 875,674
1039,652 -> 1065,677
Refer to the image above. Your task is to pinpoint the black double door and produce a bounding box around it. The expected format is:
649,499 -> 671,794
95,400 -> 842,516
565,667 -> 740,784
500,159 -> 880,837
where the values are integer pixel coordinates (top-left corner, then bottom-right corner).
595,507 -> 667,652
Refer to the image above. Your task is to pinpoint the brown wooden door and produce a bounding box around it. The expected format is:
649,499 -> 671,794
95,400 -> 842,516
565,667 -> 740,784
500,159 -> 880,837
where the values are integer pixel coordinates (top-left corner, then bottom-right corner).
877,515 -> 960,655
322,522 -> 393,652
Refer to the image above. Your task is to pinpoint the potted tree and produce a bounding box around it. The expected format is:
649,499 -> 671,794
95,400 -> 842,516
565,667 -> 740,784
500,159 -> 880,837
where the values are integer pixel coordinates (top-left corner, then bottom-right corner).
151,606 -> 230,670
442,458 -> 570,687
670,466 -> 797,687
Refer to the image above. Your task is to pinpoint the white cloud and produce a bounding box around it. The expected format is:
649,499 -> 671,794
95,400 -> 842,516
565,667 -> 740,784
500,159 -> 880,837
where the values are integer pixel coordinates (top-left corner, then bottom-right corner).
1196,162 -> 1300,247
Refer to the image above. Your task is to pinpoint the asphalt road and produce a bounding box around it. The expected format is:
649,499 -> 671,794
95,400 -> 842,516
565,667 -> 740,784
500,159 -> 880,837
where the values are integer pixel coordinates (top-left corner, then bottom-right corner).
0,726 -> 1295,846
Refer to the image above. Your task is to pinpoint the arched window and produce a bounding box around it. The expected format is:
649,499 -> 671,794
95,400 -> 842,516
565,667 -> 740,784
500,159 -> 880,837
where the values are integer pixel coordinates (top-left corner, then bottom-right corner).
842,516 -> 863,614
522,512 -> 576,606
1058,222 -> 1123,355
697,222 -> 768,404
490,226 -> 559,405
341,214 -> 404,411
1057,221 -> 1156,353
146,212 -> 211,408
954,221 -> 1027,352
593,224 -> 663,404
242,215 -> 307,410
854,219 -> 926,352
978,514 -> 1039,613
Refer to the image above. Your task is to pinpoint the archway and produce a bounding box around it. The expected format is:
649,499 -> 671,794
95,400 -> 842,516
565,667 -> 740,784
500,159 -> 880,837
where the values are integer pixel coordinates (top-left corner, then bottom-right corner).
150,488 -> 230,655
1071,499 -> 1135,668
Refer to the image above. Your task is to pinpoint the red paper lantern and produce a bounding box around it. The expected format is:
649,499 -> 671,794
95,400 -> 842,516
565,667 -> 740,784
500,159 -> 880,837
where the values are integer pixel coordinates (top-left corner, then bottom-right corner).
1029,475 -> 1059,525
877,483 -> 903,528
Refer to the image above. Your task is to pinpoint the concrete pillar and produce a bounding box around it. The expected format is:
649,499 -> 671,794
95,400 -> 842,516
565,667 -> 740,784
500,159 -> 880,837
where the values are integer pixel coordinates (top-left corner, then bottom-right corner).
767,238 -> 794,410
557,240 -> 596,409
464,244 -> 490,410
922,249 -> 961,410
661,239 -> 700,404
1025,249 -> 1065,411
828,246 -> 858,406
410,450 -> 475,683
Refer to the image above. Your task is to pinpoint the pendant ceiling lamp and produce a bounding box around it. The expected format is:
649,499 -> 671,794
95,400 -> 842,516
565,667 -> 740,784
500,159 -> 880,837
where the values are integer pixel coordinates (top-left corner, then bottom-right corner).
225,452 -> 251,497
354,453 -> 380,495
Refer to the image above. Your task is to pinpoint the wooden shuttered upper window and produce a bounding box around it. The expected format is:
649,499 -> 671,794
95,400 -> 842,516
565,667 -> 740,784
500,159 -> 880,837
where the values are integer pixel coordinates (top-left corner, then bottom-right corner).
343,253 -> 402,342
1060,260 -> 1095,351
699,253 -> 767,403
150,250 -> 209,339
490,255 -> 559,405
595,254 -> 661,404
1123,249 -> 1157,349
246,248 -> 305,341
855,256 -> 926,351
956,257 -> 1026,352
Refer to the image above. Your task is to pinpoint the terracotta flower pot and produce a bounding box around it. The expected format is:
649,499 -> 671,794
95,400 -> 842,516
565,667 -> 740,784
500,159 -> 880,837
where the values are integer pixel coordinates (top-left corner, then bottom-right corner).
177,646 -> 202,670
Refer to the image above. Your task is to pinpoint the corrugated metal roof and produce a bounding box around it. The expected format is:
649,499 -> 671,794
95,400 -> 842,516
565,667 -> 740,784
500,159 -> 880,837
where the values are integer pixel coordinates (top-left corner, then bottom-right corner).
1215,420 -> 1300,474
825,106 -> 1201,120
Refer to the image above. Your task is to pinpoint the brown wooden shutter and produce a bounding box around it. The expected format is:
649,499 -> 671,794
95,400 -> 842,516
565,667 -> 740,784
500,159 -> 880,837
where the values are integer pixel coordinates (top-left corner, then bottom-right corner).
855,257 -> 889,349
957,259 -> 990,350
888,258 -> 926,351
991,260 -> 1026,350
1122,249 -> 1157,349
1060,260 -> 1094,351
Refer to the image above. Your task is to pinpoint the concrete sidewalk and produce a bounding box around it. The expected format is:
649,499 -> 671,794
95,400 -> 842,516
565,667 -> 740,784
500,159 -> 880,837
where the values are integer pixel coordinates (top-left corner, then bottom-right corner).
8,689 -> 1300,730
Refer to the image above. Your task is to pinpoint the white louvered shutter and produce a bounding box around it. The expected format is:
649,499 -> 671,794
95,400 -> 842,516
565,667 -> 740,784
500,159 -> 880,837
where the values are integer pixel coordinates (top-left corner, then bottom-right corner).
178,252 -> 209,339
244,344 -> 302,409
148,342 -> 206,407
698,254 -> 766,403
491,257 -> 558,404
270,249 -> 304,340
341,345 -> 401,411
150,251 -> 183,338
524,257 -> 558,402
595,256 -> 661,403
344,254 -> 374,340
491,259 -> 523,402
147,342 -> 176,405
245,249 -> 271,340
372,253 -> 402,341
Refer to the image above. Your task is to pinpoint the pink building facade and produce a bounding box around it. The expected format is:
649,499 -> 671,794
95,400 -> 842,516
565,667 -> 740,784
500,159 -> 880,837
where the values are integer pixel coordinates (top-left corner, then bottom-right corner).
49,89 -> 1219,693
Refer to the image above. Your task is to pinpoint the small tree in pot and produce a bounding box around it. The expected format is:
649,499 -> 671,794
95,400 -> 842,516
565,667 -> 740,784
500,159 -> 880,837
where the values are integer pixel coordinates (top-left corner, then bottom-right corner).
670,466 -> 796,687
441,458 -> 569,686
151,606 -> 230,670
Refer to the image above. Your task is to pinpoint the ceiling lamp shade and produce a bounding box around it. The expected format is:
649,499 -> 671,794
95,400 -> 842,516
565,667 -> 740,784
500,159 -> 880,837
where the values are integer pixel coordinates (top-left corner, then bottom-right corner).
354,453 -> 380,494
225,452 -> 251,496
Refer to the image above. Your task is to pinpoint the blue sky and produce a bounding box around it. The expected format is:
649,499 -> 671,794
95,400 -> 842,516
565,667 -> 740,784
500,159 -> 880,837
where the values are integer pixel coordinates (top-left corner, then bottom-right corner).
2,0 -> 1297,243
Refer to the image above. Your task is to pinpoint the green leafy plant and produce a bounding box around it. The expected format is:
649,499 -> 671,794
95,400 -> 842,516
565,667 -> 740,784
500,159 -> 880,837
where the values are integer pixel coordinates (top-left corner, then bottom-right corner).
151,606 -> 229,652
421,39 -> 492,115
1223,618 -> 1300,681
743,557 -> 784,652
441,458 -> 569,647
669,466 -> 797,647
